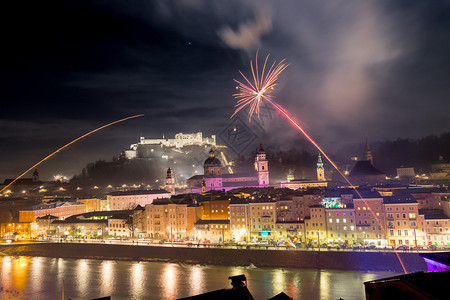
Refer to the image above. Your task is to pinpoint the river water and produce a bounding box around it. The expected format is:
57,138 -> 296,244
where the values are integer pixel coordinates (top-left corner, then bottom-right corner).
0,256 -> 398,299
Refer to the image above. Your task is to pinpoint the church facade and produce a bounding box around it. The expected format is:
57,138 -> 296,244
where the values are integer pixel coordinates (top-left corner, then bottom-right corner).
186,145 -> 270,193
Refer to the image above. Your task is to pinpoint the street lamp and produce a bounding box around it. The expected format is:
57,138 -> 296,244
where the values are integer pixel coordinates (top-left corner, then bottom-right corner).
167,226 -> 172,244
317,231 -> 320,251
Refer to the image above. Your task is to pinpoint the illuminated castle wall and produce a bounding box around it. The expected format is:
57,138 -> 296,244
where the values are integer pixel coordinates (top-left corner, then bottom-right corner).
124,132 -> 216,159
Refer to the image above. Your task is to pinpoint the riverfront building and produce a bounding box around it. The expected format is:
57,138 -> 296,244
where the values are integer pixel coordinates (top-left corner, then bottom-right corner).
305,205 -> 327,245
107,189 -> 171,210
325,205 -> 357,245
384,195 -> 421,247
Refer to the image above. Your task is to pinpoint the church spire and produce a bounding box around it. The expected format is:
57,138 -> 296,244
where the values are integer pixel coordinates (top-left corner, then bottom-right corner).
364,137 -> 374,165
317,154 -> 325,181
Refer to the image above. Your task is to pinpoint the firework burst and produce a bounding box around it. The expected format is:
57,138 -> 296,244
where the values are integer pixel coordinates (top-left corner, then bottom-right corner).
232,54 -> 288,120
231,54 -> 408,274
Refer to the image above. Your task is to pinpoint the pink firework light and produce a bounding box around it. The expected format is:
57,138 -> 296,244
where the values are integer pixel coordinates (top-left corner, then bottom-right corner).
232,53 -> 408,274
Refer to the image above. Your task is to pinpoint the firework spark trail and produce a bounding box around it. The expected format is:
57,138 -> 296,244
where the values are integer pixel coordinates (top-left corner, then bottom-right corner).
233,54 -> 408,274
0,114 -> 144,194
232,54 -> 288,121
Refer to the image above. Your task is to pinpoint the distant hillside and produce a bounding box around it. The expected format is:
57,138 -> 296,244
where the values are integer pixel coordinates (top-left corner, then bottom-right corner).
335,132 -> 450,176
71,145 -> 230,188
72,132 -> 450,186
371,132 -> 450,175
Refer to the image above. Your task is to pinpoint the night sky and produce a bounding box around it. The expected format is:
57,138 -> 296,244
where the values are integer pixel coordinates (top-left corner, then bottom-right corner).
1,0 -> 449,180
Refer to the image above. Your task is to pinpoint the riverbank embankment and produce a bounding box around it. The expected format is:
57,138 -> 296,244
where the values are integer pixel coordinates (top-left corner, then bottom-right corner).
0,242 -> 426,273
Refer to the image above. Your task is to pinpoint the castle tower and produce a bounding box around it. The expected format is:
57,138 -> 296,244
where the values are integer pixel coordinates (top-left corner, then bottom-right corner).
32,169 -> 39,182
364,138 -> 374,165
317,154 -> 325,181
165,167 -> 175,194
255,144 -> 269,186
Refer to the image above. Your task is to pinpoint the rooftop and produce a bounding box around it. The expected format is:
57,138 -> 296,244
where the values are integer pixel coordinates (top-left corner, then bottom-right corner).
349,160 -> 385,176
419,209 -> 449,220
364,271 -> 450,300
194,219 -> 230,225
108,189 -> 170,196
383,195 -> 418,205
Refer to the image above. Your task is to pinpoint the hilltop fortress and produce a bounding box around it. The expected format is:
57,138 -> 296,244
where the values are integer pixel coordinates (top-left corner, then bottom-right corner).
123,132 -> 217,159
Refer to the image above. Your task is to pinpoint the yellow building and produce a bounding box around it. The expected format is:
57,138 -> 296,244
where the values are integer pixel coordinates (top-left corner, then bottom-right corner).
78,198 -> 101,212
249,199 -> 276,241
274,221 -> 304,243
384,195 -> 421,247
199,197 -> 230,220
353,191 -> 387,246
325,206 -> 357,245
193,220 -> 230,242
421,209 -> 450,247
304,205 -> 326,245
229,198 -> 250,242
186,204 -> 202,239
0,222 -> 31,240
145,199 -> 189,240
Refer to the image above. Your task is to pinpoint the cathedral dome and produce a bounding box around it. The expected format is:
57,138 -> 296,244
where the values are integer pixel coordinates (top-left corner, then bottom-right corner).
204,149 -> 221,167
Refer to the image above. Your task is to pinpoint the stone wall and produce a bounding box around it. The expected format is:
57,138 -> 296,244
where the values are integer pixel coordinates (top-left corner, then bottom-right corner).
0,243 -> 427,273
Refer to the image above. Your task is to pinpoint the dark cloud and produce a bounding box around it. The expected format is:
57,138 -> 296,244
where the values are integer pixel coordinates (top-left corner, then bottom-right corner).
0,0 -> 449,179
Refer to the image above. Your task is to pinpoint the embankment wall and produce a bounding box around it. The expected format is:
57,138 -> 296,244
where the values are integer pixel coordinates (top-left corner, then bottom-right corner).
0,243 -> 426,273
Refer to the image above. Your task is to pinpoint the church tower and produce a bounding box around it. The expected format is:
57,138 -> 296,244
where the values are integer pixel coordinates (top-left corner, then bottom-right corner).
255,144 -> 269,186
32,169 -> 39,182
204,149 -> 222,176
364,138 -> 374,165
317,154 -> 325,181
165,167 -> 175,194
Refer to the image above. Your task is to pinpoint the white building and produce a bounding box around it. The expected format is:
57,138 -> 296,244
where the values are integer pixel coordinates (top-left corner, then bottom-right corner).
397,167 -> 415,178
107,189 -> 171,210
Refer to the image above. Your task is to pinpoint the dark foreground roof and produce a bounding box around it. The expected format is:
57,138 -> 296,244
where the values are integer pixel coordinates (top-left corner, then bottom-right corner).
350,160 -> 385,176
179,274 -> 292,300
364,271 -> 450,300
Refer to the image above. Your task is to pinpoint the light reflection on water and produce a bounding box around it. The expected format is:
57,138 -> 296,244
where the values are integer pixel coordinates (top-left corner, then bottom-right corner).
0,256 -> 398,300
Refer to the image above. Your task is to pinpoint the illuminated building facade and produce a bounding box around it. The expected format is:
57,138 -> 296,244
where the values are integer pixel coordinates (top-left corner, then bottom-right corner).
274,221 -> 304,243
165,167 -> 175,195
193,219 -> 230,242
200,197 -> 230,220
145,200 -> 189,239
353,191 -> 387,246
123,132 -> 217,159
384,195 -> 421,247
229,198 -> 250,242
421,209 -> 450,246
107,189 -> 171,210
317,154 -> 325,181
19,201 -> 86,223
249,199 -> 276,241
78,198 -> 101,212
304,206 -> 327,245
325,206 -> 357,245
